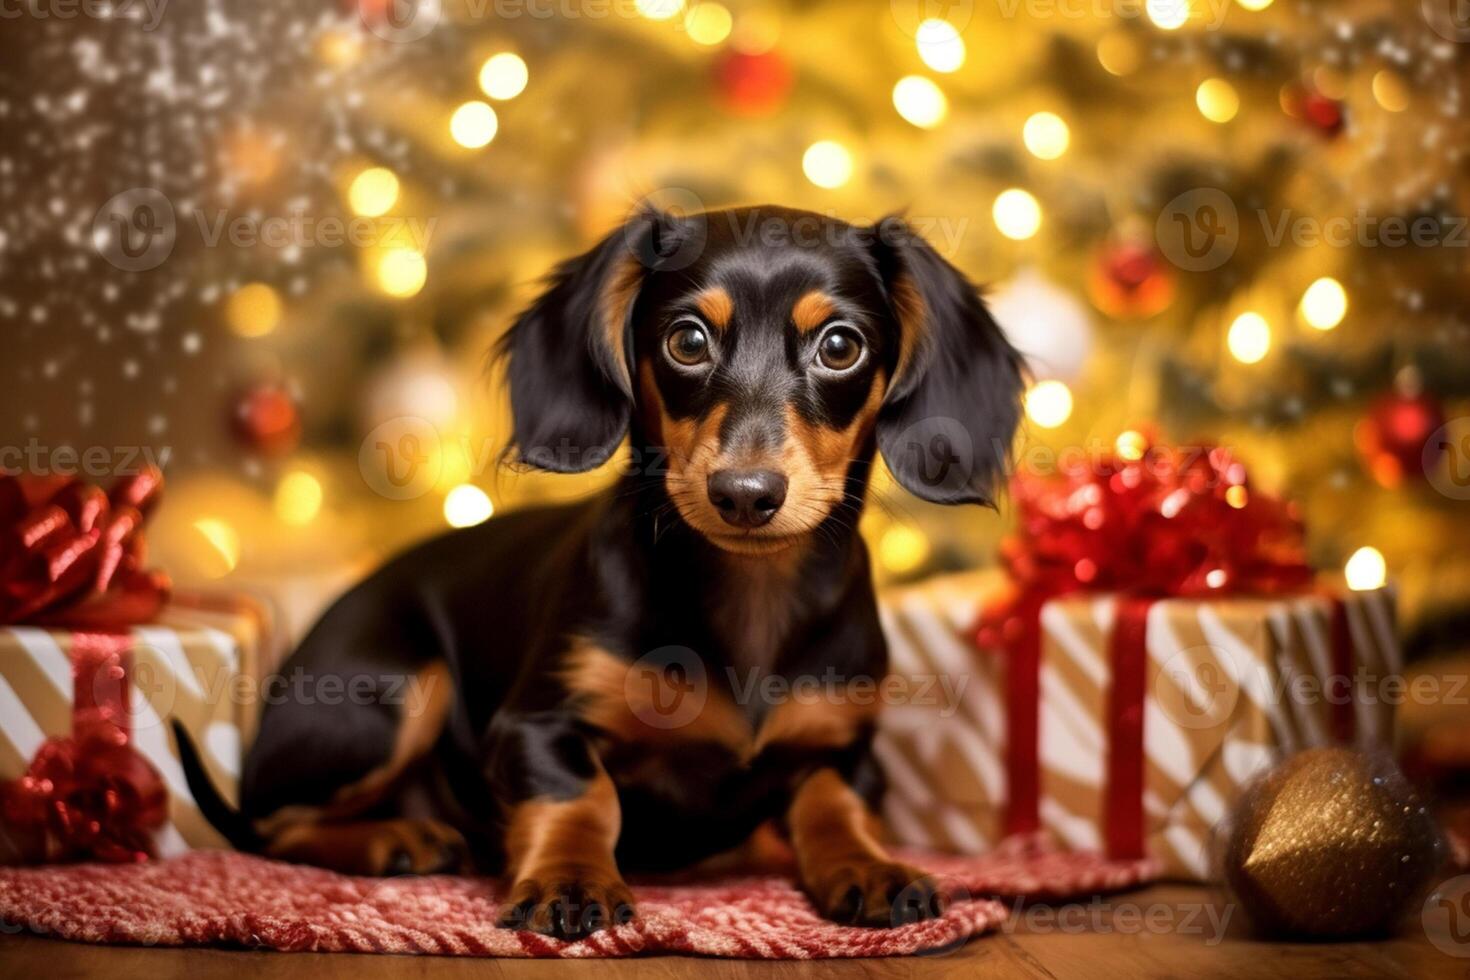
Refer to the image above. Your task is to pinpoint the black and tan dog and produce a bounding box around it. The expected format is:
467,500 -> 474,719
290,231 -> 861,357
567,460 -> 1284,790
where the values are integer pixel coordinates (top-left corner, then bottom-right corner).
177,205 -> 1023,940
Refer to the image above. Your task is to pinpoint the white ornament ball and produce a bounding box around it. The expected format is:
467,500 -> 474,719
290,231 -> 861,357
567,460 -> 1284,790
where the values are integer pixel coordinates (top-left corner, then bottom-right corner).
989,268 -> 1095,383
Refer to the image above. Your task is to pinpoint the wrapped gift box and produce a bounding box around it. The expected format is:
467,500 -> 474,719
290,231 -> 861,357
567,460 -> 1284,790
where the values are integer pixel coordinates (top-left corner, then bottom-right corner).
874,571 -> 1401,880
0,593 -> 276,862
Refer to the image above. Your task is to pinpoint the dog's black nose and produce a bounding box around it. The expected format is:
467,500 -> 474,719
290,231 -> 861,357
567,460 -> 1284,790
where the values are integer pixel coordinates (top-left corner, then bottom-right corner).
707,469 -> 787,528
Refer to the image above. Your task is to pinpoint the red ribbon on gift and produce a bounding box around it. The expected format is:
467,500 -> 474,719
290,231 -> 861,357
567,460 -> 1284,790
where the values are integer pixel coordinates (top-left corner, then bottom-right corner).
974,443 -> 1342,859
0,470 -> 172,863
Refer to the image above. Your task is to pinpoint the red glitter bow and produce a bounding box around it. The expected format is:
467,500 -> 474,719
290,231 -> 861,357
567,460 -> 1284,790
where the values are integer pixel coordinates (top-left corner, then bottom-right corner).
975,442 -> 1318,854
0,470 -> 172,863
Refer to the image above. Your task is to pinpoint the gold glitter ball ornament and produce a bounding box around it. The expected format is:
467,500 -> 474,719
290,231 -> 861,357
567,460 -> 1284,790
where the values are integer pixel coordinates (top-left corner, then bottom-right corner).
1222,747 -> 1444,939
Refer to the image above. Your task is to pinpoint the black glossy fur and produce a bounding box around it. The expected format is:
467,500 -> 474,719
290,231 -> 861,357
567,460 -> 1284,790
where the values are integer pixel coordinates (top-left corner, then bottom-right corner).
178,204 -> 1023,930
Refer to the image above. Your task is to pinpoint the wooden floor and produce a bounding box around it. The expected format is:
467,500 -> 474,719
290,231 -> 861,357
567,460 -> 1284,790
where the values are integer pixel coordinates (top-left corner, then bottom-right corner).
0,884 -> 1461,979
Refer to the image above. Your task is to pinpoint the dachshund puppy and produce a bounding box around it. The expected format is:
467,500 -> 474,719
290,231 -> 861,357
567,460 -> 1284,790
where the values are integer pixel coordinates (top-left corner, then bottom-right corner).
178,205 -> 1023,940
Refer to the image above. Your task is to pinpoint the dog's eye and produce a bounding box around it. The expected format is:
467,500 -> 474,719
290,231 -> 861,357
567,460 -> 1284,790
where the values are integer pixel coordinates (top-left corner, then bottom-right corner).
816,326 -> 863,373
667,322 -> 711,366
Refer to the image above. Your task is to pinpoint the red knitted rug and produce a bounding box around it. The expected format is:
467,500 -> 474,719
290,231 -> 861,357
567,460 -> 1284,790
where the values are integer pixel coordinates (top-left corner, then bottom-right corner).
0,841 -> 1158,958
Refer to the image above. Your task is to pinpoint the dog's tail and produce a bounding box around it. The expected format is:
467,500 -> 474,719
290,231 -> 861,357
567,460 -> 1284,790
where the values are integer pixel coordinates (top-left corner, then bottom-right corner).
170,720 -> 265,852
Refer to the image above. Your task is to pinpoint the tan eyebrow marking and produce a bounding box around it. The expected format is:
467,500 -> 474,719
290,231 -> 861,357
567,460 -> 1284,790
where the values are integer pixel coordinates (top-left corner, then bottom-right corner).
695,287 -> 734,331
792,290 -> 837,333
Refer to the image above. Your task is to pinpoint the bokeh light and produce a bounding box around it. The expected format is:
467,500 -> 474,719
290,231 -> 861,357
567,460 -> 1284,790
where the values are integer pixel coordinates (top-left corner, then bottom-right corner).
1299,277 -> 1348,330
1025,380 -> 1073,428
274,470 -> 323,526
685,3 -> 733,46
993,188 -> 1042,240
1023,111 -> 1070,159
892,76 -> 948,129
915,19 -> 965,73
225,283 -> 282,338
879,524 -> 931,575
376,247 -> 428,298
347,166 -> 400,217
1227,311 -> 1272,364
444,484 -> 495,527
1196,78 -> 1239,123
450,101 -> 498,148
635,0 -> 686,21
479,53 -> 529,100
1146,0 -> 1190,30
1345,546 -> 1387,591
802,140 -> 854,188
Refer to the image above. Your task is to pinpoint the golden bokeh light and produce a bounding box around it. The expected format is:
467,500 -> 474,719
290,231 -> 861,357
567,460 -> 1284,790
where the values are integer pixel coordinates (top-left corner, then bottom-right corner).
274,470 -> 323,526
1115,430 -> 1148,461
915,19 -> 965,73
225,283 -> 282,338
879,524 -> 931,575
1023,111 -> 1070,159
892,75 -> 948,129
1025,380 -> 1073,428
685,3 -> 733,46
193,518 -> 240,577
635,0 -> 685,21
479,52 -> 529,100
449,100 -> 498,148
993,188 -> 1042,240
1372,70 -> 1409,112
1196,78 -> 1239,123
1236,0 -> 1272,9
1227,311 -> 1272,364
1345,546 -> 1387,591
802,140 -> 854,188
1146,0 -> 1190,30
347,166 -> 400,217
376,247 -> 428,298
1299,277 -> 1348,331
444,484 -> 495,528
1097,31 -> 1140,76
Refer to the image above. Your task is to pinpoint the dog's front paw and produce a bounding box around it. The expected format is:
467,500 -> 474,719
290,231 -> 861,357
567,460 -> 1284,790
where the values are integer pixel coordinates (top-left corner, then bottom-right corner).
497,870 -> 636,940
806,859 -> 946,928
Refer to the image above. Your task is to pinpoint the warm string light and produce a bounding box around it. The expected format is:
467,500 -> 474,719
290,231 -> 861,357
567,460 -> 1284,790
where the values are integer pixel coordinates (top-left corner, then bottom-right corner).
347,166 -> 400,217
1196,78 -> 1239,123
479,53 -> 529,100
450,101 -> 498,148
1146,0 -> 1190,30
914,19 -> 965,73
1115,430 -> 1148,461
684,3 -> 733,46
993,188 -> 1042,240
802,140 -> 854,188
225,283 -> 282,338
444,484 -> 494,527
635,0 -> 685,21
1023,111 -> 1070,159
1227,311 -> 1272,363
1344,546 -> 1387,591
275,470 -> 323,526
1299,277 -> 1348,330
376,248 -> 427,298
1025,380 -> 1073,428
892,76 -> 947,129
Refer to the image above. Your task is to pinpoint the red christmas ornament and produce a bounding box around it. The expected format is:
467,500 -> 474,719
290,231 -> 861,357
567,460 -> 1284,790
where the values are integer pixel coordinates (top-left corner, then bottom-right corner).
231,382 -> 301,456
1087,239 -> 1175,319
1355,389 -> 1445,488
1281,83 -> 1344,137
714,50 -> 792,117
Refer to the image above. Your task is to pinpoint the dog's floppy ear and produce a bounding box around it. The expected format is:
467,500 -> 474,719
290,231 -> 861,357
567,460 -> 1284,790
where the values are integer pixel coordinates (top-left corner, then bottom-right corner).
869,216 -> 1025,506
500,210 -> 675,473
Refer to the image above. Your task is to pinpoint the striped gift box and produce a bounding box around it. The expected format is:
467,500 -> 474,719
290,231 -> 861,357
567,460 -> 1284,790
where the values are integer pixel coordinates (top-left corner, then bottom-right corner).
874,572 -> 1400,880
0,595 -> 275,860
